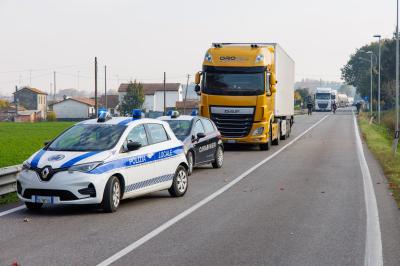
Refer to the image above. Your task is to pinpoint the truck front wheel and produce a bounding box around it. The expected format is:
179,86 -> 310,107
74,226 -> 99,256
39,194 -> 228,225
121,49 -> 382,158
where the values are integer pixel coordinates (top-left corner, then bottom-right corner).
260,125 -> 272,151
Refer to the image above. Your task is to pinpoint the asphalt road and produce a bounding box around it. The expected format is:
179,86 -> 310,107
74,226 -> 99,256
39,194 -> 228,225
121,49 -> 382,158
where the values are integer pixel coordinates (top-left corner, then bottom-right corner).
1,110 -> 400,266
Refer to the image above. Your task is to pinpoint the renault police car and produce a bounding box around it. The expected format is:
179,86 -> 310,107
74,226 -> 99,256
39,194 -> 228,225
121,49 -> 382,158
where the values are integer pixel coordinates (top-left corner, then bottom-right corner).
17,110 -> 189,213
158,111 -> 223,175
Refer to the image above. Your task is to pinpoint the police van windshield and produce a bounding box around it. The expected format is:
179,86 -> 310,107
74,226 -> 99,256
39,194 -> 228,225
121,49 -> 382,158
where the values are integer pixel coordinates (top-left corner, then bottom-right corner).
316,93 -> 331,100
47,124 -> 126,151
164,120 -> 192,141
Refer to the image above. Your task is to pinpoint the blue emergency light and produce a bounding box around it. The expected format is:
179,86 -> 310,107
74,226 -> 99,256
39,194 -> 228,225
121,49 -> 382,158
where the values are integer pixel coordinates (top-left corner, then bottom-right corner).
132,109 -> 143,119
191,109 -> 199,116
97,110 -> 112,122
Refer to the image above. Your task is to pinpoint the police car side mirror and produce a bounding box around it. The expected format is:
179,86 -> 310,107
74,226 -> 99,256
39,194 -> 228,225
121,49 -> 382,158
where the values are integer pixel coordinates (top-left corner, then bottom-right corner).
197,132 -> 206,139
127,142 -> 142,151
194,85 -> 201,96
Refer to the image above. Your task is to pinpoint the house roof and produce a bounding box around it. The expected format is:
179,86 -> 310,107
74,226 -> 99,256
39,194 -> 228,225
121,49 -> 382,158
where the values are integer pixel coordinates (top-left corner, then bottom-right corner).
13,87 -> 48,95
99,95 -> 119,109
176,100 -> 199,109
53,97 -> 95,107
118,83 -> 181,95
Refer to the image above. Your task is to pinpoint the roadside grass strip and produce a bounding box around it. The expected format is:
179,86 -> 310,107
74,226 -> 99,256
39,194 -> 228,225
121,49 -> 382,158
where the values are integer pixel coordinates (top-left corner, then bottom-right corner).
358,116 -> 400,207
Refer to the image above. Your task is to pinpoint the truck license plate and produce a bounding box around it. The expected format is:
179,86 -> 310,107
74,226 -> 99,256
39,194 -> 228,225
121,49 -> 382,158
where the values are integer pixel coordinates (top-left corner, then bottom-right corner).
33,195 -> 59,204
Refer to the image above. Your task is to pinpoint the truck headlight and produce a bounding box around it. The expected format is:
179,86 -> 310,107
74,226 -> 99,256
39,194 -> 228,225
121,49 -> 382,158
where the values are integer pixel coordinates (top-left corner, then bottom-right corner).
252,127 -> 264,136
68,162 -> 102,173
22,161 -> 31,171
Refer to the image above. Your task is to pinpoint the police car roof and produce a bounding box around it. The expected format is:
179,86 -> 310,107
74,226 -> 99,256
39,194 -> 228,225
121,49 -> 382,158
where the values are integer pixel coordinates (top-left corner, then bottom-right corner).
158,115 -> 195,121
79,117 -> 165,126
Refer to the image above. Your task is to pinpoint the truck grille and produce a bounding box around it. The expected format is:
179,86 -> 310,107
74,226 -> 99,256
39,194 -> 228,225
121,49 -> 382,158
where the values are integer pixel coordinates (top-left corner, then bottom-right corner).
318,103 -> 328,109
210,113 -> 254,138
23,189 -> 78,201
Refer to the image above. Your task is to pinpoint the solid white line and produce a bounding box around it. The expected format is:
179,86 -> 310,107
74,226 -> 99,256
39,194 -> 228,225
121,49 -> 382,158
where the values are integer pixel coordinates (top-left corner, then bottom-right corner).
353,114 -> 383,266
97,115 -> 329,266
0,205 -> 25,217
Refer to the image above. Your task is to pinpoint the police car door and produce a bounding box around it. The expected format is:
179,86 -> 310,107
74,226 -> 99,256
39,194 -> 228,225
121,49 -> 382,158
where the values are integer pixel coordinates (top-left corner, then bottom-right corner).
192,119 -> 207,163
200,118 -> 219,161
119,124 -> 155,196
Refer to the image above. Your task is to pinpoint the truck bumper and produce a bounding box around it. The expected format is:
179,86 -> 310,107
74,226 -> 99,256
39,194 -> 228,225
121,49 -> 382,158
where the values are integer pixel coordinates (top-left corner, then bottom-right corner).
222,121 -> 272,144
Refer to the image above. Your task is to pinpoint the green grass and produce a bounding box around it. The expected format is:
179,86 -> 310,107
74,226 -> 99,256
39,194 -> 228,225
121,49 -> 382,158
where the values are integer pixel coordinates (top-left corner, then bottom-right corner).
0,192 -> 18,205
0,122 -> 74,168
358,115 -> 400,207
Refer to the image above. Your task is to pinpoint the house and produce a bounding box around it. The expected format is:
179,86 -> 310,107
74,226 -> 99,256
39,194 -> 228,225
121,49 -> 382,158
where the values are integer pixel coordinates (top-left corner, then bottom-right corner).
13,87 -> 48,120
99,94 -> 119,116
0,104 -> 26,122
118,83 -> 183,112
175,100 -> 199,115
51,97 -> 95,120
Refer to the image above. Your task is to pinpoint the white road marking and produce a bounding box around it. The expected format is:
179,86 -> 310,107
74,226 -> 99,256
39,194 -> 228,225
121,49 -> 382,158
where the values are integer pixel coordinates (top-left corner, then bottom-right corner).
0,205 -> 25,217
353,114 -> 383,266
97,115 -> 329,266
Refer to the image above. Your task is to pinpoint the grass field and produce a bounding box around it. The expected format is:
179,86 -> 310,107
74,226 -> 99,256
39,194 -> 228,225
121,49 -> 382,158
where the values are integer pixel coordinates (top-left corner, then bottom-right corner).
358,114 -> 400,207
0,122 -> 74,168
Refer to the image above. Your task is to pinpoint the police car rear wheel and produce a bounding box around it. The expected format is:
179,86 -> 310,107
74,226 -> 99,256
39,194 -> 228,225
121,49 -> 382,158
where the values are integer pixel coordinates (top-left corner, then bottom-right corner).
187,151 -> 194,175
25,202 -> 43,210
169,165 -> 188,197
212,146 -> 224,168
102,176 -> 121,213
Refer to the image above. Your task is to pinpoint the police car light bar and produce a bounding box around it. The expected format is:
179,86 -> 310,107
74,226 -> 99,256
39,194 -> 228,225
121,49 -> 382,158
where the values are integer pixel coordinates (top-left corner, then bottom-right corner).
191,109 -> 199,116
97,111 -> 112,122
132,109 -> 143,119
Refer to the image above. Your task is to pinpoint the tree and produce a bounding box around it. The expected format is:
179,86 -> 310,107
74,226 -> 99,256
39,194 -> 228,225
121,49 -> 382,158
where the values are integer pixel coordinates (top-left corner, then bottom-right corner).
0,99 -> 10,109
118,81 -> 145,115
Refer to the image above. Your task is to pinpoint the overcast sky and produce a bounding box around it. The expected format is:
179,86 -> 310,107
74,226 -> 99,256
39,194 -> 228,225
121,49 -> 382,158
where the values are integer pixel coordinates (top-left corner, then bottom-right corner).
0,0 -> 396,96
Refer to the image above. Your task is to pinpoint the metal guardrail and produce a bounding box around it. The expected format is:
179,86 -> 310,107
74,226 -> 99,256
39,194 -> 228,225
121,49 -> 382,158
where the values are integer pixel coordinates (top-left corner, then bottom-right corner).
0,165 -> 21,196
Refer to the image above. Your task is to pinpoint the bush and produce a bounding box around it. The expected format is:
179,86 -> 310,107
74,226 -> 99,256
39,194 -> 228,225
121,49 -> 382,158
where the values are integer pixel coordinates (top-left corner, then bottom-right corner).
47,111 -> 57,121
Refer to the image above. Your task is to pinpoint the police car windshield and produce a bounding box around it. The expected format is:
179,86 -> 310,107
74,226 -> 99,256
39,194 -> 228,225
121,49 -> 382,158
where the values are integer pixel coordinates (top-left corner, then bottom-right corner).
47,124 -> 126,151
164,120 -> 192,141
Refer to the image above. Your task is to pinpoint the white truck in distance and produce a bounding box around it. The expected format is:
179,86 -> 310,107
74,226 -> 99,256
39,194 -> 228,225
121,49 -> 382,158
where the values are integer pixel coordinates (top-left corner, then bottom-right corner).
314,87 -> 332,111
337,93 -> 349,107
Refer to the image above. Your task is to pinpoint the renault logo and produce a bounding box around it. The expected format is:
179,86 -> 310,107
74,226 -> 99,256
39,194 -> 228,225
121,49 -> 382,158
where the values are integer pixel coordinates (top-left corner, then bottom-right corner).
41,167 -> 51,180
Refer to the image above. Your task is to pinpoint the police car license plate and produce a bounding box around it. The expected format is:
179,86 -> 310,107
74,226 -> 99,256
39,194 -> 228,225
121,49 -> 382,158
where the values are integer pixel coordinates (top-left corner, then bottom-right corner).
33,195 -> 59,204
226,140 -> 236,144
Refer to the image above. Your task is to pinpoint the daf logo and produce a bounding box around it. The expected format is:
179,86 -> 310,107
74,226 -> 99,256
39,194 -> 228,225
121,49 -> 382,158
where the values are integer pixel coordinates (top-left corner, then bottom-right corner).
224,109 -> 240,114
219,56 -> 248,62
41,167 -> 51,180
48,154 -> 65,161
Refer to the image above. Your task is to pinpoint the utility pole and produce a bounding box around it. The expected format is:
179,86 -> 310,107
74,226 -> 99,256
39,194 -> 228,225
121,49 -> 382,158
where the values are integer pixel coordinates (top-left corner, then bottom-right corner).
394,0 -> 400,154
163,72 -> 166,115
95,57 -> 98,117
15,86 -> 18,116
374,35 -> 382,124
53,71 -> 57,102
183,74 -> 190,114
77,71 -> 80,90
104,65 -> 107,110
369,52 -> 373,117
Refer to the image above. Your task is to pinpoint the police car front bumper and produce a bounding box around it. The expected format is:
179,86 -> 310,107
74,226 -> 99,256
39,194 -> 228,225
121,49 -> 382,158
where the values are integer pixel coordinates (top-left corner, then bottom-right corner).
17,169 -> 109,205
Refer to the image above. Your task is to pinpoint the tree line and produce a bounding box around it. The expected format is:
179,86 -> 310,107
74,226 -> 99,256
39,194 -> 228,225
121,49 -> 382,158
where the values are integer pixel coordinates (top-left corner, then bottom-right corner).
341,33 -> 398,110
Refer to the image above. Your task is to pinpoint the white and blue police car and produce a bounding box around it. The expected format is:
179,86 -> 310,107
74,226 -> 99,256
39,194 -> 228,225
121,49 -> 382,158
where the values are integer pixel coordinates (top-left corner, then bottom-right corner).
16,110 -> 189,213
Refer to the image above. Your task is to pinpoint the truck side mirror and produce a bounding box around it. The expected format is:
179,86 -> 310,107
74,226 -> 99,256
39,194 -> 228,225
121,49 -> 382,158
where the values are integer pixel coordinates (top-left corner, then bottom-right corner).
194,85 -> 201,96
195,71 -> 202,85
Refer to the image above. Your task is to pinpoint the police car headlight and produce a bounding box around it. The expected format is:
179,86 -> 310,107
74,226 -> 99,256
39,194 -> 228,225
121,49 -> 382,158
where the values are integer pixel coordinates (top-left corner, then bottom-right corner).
252,127 -> 264,136
22,161 -> 31,171
68,162 -> 102,173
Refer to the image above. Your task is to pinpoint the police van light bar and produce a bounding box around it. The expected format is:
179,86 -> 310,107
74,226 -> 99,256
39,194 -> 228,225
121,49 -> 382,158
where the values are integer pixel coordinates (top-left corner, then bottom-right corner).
170,111 -> 180,118
166,110 -> 173,116
191,109 -> 199,116
97,111 -> 112,122
132,109 -> 143,119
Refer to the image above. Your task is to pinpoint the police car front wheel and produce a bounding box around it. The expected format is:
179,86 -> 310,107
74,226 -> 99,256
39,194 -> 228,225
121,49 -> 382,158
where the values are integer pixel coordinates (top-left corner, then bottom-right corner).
169,165 -> 188,197
212,146 -> 224,168
102,176 -> 121,213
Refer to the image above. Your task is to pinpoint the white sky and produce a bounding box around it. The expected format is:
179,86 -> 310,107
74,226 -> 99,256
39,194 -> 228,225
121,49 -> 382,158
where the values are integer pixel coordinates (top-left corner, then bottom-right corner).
0,0 -> 396,95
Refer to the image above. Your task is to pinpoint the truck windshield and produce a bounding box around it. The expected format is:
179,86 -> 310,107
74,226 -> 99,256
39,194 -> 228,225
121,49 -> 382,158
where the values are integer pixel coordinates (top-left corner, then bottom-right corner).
203,68 -> 265,96
47,124 -> 126,151
316,93 -> 331,100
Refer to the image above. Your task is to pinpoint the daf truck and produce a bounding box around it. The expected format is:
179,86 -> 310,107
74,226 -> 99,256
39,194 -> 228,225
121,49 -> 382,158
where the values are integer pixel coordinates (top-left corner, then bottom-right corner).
194,43 -> 294,151
314,87 -> 332,111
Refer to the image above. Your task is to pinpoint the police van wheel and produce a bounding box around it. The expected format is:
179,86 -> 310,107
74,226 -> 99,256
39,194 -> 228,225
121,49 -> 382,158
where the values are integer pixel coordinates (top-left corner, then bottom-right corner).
102,176 -> 121,213
187,151 -> 194,175
25,202 -> 43,210
212,146 -> 224,168
169,165 -> 188,197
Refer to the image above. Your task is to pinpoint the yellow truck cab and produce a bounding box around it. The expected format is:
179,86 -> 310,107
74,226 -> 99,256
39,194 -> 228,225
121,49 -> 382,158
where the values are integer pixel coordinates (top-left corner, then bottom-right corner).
194,43 -> 295,150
